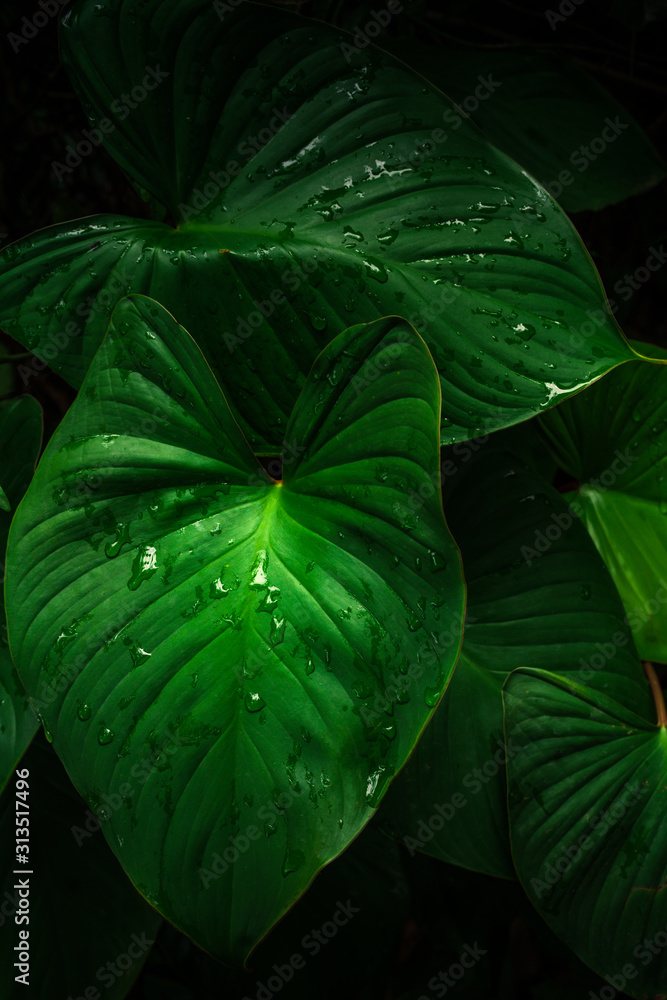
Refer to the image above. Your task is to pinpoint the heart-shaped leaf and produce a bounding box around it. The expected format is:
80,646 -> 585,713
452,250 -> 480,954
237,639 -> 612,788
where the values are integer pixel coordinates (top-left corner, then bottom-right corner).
4,296 -> 464,964
378,446 -> 651,878
504,666 -> 667,1000
0,0 -> 637,451
0,397 -> 42,794
539,342 -> 667,663
0,738 -> 161,999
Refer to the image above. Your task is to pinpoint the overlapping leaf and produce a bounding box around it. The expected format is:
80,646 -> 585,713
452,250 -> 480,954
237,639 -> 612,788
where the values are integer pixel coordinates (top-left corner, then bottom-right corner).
379,447 -> 651,878
539,342 -> 667,662
504,667 -> 667,1000
387,44 -> 666,213
0,0 -> 638,451
4,296 -> 464,964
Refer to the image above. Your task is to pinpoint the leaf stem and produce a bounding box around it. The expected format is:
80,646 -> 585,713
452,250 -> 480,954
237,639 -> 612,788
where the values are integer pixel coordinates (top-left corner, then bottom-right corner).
643,662 -> 667,728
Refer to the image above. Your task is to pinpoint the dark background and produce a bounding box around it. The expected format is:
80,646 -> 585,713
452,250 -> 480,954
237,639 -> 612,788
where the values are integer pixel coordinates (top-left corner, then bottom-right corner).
1,1 -> 666,997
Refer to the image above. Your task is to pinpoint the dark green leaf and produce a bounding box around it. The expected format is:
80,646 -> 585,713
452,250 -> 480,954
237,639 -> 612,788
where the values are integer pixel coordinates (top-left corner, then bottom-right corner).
539,342 -> 667,662
0,0 -> 636,450
504,667 -> 667,1000
386,44 -> 666,213
379,448 -> 651,878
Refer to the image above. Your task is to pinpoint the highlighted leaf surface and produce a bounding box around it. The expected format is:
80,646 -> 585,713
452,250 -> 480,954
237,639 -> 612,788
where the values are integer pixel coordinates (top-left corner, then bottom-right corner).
5,297 -> 463,964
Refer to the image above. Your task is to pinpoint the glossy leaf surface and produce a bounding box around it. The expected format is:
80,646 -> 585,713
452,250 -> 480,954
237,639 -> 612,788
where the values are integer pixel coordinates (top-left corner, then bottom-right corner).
378,448 -> 651,878
4,297 -> 463,964
0,0 -> 636,451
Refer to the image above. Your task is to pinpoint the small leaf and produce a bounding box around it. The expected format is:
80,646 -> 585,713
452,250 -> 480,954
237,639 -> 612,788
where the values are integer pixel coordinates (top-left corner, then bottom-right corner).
539,342 -> 667,662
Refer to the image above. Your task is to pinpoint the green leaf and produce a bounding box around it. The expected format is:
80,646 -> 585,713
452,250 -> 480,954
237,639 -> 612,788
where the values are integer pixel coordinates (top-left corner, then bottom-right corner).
0,738 -> 161,999
539,343 -> 667,663
0,0 -> 636,451
4,296 -> 464,964
387,44 -> 666,213
0,397 -> 43,794
504,666 -> 667,1000
378,447 -> 651,879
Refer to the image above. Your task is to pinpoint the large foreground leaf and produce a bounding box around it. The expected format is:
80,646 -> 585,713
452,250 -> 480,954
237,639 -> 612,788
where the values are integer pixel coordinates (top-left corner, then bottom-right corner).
539,342 -> 667,663
4,297 -> 464,964
0,397 -> 42,794
0,0 -> 637,450
0,738 -> 161,999
378,447 -> 651,878
504,667 -> 667,999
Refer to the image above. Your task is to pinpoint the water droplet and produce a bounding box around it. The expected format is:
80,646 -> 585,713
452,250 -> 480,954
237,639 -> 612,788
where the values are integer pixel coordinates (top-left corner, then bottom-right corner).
428,550 -> 447,572
258,585 -> 281,613
270,614 -> 286,646
424,686 -> 441,707
244,692 -> 266,713
127,545 -> 158,590
77,703 -> 91,721
105,521 -> 131,558
406,611 -> 422,632
98,726 -> 114,745
264,817 -> 278,837
250,549 -> 269,587
282,846 -> 305,876
377,227 -> 399,246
